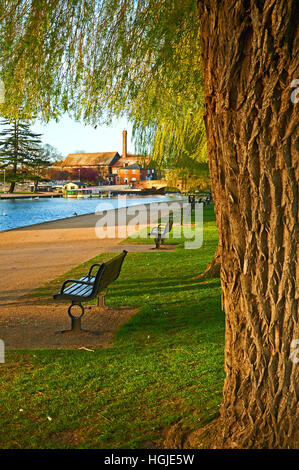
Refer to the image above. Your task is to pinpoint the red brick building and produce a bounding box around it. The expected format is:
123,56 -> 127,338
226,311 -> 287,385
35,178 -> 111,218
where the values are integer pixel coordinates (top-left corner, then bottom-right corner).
114,164 -> 145,185
61,151 -> 120,184
56,130 -> 157,185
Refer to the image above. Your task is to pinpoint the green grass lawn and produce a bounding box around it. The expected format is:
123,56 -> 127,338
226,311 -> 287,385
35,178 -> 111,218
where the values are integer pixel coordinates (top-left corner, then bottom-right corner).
0,205 -> 224,449
120,204 -> 211,246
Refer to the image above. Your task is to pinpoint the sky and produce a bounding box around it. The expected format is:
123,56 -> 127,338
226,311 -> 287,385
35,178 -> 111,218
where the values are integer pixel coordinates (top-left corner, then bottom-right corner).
31,115 -> 134,158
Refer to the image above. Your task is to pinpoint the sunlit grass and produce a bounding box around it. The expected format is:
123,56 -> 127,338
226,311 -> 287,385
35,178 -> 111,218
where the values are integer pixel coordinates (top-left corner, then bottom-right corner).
0,205 -> 224,449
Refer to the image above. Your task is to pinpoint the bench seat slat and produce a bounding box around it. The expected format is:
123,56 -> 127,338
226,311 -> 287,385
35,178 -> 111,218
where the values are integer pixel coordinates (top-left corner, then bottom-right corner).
64,285 -> 93,297
63,276 -> 95,295
63,284 -> 88,295
69,285 -> 93,297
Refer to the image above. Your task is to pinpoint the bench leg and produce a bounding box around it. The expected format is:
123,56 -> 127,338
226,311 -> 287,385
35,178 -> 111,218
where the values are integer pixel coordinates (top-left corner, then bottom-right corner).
154,234 -> 161,249
97,294 -> 106,308
55,302 -> 100,335
97,289 -> 114,309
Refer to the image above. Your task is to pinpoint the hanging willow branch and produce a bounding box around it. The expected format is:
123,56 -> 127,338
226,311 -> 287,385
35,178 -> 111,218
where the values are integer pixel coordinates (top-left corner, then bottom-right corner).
0,0 -> 206,167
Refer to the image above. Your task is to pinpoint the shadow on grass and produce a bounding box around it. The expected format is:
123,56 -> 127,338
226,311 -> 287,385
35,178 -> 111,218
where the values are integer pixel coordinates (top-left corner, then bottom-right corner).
0,203 -> 225,449
106,278 -> 221,303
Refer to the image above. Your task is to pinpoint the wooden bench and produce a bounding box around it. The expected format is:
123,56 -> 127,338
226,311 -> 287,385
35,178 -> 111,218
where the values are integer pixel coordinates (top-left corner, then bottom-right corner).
149,218 -> 173,249
53,250 -> 127,335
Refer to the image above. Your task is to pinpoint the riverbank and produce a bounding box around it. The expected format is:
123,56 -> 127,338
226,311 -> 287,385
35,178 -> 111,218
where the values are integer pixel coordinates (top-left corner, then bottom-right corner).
0,192 -> 62,199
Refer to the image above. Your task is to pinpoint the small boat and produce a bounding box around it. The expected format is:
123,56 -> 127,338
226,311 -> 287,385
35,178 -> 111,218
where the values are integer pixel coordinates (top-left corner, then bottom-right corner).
65,190 -> 77,198
66,188 -> 92,199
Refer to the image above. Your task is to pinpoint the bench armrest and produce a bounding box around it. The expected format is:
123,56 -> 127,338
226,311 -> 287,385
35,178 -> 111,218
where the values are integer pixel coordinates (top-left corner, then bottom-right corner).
149,223 -> 162,235
87,263 -> 104,278
150,223 -> 170,236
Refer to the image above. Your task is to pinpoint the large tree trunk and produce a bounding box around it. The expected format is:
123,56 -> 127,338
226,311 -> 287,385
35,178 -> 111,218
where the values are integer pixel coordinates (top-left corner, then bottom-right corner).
200,0 -> 299,448
9,181 -> 15,193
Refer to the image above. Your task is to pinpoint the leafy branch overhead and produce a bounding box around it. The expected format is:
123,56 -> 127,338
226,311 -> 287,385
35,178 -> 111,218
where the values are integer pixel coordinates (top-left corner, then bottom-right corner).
0,0 -> 206,169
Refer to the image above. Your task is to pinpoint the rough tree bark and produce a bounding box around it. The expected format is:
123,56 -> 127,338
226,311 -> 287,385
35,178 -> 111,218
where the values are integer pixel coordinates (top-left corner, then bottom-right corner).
199,0 -> 299,448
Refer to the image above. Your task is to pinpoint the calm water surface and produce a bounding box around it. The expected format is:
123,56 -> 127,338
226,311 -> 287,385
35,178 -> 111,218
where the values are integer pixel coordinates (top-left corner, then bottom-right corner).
0,195 -> 184,231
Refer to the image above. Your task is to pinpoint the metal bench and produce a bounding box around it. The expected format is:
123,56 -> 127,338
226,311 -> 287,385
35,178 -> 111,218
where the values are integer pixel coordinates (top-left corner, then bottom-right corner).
53,250 -> 127,335
196,193 -> 212,206
149,218 -> 173,249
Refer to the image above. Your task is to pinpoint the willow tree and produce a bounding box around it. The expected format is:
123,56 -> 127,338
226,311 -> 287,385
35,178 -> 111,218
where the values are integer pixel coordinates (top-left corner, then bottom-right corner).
0,0 -> 219,274
198,0 -> 299,448
0,0 -> 298,448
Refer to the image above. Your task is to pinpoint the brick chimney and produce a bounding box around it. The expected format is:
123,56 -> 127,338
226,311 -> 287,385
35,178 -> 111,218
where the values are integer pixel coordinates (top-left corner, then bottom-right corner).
122,129 -> 127,158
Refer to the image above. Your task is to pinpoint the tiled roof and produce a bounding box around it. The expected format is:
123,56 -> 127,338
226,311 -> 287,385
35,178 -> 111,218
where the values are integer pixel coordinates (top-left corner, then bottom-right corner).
113,155 -> 149,167
64,181 -> 85,187
126,164 -> 142,169
63,152 -> 120,167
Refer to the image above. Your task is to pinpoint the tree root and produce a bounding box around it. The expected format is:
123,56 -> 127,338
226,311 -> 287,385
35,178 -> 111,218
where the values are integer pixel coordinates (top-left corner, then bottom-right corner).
163,418 -> 220,449
194,246 -> 221,280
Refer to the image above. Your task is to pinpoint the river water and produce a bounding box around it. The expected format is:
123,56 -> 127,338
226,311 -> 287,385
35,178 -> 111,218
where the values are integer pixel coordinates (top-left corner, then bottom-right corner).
0,195 -> 184,231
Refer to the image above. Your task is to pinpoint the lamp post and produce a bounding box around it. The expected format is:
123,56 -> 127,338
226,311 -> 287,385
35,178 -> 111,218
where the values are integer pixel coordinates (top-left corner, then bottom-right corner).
78,169 -> 80,182
3,169 -> 5,194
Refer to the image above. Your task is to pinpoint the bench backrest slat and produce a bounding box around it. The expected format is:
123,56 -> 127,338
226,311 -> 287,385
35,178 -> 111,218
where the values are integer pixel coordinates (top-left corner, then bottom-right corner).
93,250 -> 127,296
